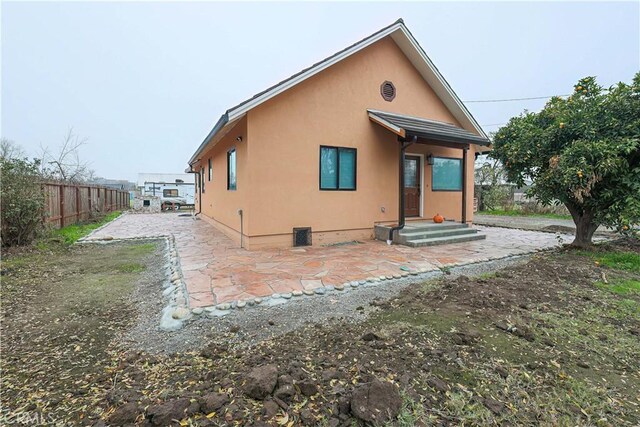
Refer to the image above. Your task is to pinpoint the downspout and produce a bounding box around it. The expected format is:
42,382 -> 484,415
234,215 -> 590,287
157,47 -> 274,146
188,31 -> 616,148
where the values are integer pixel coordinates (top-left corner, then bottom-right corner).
238,209 -> 244,249
387,135 -> 417,244
197,171 -> 202,215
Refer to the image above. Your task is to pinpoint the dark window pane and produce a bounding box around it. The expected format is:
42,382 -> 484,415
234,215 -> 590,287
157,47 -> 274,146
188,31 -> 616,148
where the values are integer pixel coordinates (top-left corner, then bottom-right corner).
320,147 -> 338,189
338,148 -> 356,190
228,150 -> 237,190
432,157 -> 462,191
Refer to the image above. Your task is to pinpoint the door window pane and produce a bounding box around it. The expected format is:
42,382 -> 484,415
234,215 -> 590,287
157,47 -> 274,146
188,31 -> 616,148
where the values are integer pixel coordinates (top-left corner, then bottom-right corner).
432,157 -> 462,191
338,148 -> 356,190
404,158 -> 417,187
320,147 -> 338,189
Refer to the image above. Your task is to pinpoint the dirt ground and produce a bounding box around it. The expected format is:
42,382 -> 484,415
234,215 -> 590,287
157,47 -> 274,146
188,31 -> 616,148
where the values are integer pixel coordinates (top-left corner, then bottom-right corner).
1,239 -> 639,426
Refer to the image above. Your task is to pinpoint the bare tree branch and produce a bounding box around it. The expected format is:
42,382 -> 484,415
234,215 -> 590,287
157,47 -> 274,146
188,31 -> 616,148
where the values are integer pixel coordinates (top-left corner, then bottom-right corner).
0,138 -> 26,160
40,128 -> 93,183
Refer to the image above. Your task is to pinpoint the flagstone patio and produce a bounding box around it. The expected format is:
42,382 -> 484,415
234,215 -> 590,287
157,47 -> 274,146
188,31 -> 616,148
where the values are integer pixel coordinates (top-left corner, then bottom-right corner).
86,212 -> 574,308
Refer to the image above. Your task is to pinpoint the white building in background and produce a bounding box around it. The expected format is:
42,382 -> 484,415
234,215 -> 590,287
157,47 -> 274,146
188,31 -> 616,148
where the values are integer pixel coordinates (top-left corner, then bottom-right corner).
137,173 -> 195,205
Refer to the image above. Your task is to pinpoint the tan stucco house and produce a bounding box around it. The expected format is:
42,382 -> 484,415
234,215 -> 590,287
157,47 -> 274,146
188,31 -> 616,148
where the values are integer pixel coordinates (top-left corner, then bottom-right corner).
187,19 -> 490,250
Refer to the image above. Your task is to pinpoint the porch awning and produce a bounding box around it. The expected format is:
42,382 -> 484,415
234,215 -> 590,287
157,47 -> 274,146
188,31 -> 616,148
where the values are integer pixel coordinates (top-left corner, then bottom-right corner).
368,109 -> 491,146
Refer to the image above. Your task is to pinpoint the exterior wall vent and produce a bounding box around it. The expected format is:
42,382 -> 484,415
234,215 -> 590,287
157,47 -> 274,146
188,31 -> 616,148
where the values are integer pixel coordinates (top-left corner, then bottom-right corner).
380,81 -> 396,101
293,227 -> 312,247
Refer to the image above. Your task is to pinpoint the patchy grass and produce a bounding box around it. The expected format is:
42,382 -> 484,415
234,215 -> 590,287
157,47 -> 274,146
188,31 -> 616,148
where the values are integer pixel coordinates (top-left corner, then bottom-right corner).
388,394 -> 428,427
116,262 -> 146,273
478,209 -> 572,220
594,251 -> 640,272
123,242 -> 156,255
49,210 -> 121,245
1,241 -> 159,425
596,278 -> 640,295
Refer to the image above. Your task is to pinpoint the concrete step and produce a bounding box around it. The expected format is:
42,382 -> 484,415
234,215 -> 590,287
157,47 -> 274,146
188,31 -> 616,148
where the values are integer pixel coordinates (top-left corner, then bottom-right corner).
405,233 -> 487,247
397,227 -> 479,244
402,222 -> 468,232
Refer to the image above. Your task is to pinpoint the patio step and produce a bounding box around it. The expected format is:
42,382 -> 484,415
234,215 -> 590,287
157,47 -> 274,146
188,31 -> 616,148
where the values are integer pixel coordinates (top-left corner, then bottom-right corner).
397,227 -> 480,244
402,222 -> 468,232
405,232 -> 486,247
374,221 -> 486,247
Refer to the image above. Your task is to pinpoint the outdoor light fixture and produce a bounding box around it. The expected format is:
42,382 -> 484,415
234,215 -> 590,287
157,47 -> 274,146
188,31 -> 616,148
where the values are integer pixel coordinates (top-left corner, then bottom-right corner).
426,154 -> 434,165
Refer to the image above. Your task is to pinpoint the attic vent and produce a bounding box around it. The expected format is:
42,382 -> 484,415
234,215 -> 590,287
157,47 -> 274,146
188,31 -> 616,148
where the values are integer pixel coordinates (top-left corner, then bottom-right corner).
293,227 -> 312,247
380,81 -> 396,101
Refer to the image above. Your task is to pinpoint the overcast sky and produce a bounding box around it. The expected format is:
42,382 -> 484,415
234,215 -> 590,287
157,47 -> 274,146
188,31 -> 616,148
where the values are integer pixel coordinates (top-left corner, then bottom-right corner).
2,1 -> 638,181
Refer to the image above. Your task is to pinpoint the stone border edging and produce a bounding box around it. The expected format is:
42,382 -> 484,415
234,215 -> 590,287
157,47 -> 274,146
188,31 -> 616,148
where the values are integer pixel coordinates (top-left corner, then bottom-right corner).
192,244 -> 557,319
76,216 -> 565,328
77,225 -> 191,332
75,210 -> 126,243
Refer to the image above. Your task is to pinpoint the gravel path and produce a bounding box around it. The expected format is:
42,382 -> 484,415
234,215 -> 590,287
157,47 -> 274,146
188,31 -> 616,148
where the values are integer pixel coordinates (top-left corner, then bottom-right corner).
474,214 -> 614,236
117,251 -> 533,355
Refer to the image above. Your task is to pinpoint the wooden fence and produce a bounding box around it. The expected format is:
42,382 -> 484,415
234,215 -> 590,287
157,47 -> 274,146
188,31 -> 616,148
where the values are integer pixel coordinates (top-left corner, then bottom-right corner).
43,182 -> 129,229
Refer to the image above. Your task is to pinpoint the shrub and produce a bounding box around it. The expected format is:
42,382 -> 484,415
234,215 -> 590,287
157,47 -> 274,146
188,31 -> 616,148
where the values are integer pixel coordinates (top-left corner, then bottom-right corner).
1,157 -> 45,246
481,186 -> 512,211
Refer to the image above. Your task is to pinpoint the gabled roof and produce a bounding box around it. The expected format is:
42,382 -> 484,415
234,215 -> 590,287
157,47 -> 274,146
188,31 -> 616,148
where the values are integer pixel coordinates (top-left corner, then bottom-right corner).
368,109 -> 490,146
188,19 -> 487,165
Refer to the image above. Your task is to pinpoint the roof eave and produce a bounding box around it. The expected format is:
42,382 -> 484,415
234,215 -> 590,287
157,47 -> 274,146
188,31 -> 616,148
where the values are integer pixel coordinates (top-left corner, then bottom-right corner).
406,130 -> 490,147
390,26 -> 488,140
226,20 -> 406,122
189,18 -> 489,164
188,113 -> 229,166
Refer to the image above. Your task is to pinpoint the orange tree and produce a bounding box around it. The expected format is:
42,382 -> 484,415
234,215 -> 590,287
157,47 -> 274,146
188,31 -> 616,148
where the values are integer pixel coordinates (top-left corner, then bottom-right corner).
491,73 -> 640,247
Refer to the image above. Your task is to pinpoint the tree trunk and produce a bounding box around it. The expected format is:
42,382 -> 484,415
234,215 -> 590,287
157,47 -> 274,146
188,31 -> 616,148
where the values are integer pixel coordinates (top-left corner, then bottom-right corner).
565,203 -> 598,248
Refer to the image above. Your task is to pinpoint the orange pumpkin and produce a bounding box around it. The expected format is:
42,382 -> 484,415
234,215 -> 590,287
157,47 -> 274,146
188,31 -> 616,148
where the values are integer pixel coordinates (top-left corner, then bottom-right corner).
433,213 -> 444,223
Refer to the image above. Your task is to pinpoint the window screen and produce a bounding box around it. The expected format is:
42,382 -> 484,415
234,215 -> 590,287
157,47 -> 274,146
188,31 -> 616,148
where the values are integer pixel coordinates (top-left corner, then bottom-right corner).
320,146 -> 356,190
432,157 -> 462,191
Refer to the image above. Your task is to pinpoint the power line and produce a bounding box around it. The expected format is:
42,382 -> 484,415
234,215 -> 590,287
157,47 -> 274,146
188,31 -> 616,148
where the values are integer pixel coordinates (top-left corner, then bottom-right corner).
464,94 -> 571,103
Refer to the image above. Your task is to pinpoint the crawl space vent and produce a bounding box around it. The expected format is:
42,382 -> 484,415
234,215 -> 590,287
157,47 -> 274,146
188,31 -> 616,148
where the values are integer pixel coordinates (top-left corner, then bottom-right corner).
380,81 -> 396,101
293,227 -> 312,247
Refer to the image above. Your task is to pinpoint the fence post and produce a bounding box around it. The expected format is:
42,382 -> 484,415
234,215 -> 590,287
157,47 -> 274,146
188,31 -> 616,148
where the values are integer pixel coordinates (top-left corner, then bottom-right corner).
76,186 -> 80,222
59,184 -> 65,228
88,187 -> 92,215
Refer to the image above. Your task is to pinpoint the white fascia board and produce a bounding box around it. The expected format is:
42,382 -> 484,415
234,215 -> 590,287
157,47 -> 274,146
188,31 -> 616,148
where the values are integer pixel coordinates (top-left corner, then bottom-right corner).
367,111 -> 406,137
226,23 -> 405,122
391,28 -> 488,139
225,21 -> 486,140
